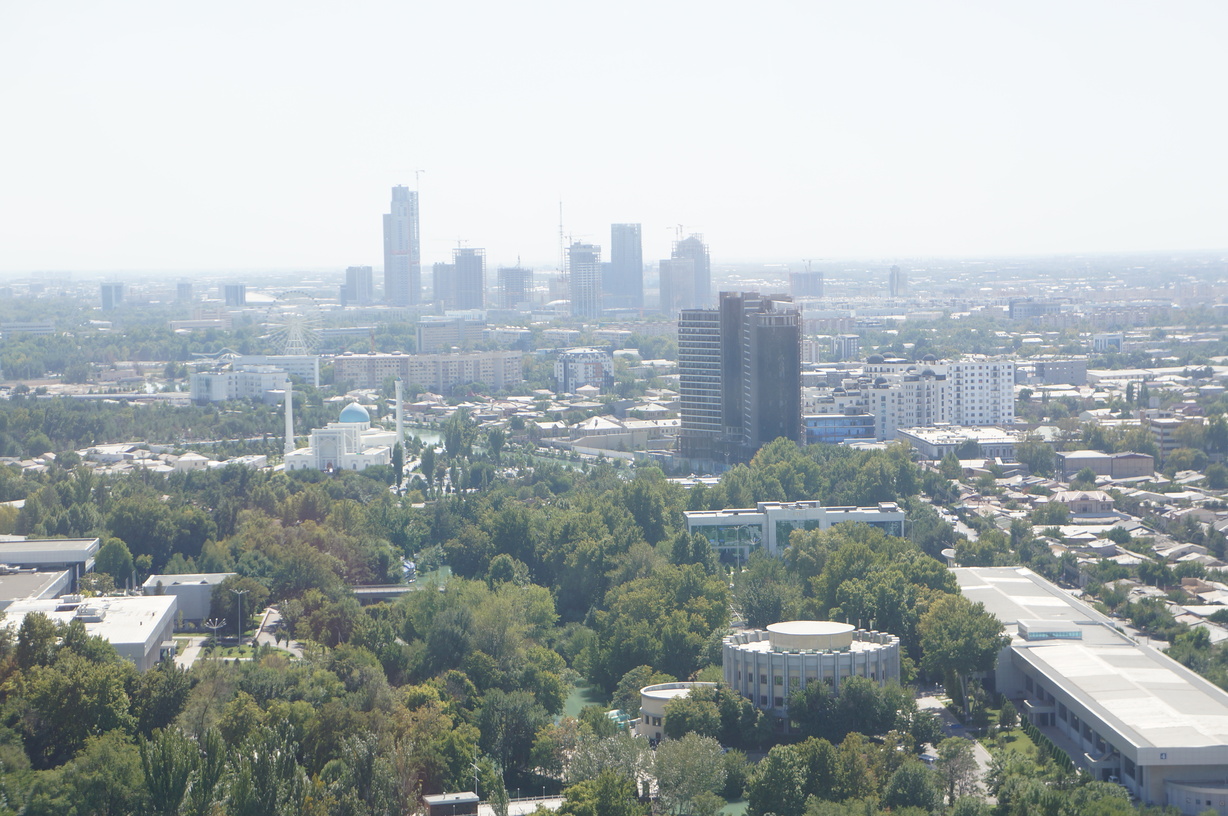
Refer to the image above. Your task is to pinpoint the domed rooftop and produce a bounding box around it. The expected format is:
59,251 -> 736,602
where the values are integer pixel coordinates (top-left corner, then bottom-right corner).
921,367 -> 936,377
922,353 -> 937,362
866,353 -> 885,364
874,376 -> 888,386
339,402 -> 371,423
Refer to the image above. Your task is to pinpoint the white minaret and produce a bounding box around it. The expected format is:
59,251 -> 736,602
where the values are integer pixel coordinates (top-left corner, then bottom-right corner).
283,377 -> 295,455
395,378 -> 406,449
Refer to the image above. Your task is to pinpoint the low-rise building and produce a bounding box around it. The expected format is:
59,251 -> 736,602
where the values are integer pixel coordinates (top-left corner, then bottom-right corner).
1058,450 -> 1154,480
2,595 -> 177,671
0,537 -> 100,591
685,501 -> 905,559
636,681 -> 716,743
804,412 -> 876,445
955,566 -> 1228,813
1050,489 -> 1116,517
190,366 -> 289,403
723,621 -> 900,730
141,572 -> 236,625
284,403 -> 392,473
897,425 -> 1021,461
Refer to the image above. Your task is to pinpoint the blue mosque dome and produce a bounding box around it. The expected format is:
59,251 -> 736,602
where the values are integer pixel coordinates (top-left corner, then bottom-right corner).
339,402 -> 371,423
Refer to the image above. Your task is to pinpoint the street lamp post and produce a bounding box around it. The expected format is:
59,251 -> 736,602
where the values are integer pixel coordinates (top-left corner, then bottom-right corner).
231,587 -> 250,645
204,618 -> 226,649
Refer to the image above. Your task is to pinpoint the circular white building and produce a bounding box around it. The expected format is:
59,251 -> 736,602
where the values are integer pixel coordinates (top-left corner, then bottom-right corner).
636,681 -> 716,743
723,621 -> 900,721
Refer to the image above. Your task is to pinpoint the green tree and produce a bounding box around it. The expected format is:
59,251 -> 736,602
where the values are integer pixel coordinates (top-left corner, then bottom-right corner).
746,744 -> 806,816
95,537 -> 136,586
1015,437 -> 1056,476
662,694 -> 721,741
420,445 -> 437,496
477,689 -> 550,775
654,733 -> 726,815
392,442 -> 404,489
210,575 -> 270,636
558,770 -> 647,816
882,760 -> 942,812
141,727 -> 197,816
918,594 -> 1006,716
23,652 -> 138,768
940,451 -> 962,479
935,737 -> 979,803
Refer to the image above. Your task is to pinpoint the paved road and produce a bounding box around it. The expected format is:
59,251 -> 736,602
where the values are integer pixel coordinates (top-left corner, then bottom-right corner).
917,693 -> 996,803
253,607 -> 305,658
174,635 -> 209,670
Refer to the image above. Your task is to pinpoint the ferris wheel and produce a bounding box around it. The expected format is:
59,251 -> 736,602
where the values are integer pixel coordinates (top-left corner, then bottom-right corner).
263,291 -> 322,355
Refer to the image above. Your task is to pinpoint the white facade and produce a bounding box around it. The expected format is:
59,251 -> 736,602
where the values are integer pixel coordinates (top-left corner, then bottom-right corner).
142,572 -> 236,624
554,348 -> 614,394
896,425 -> 1023,460
3,595 -> 177,671
284,403 -> 392,473
859,357 -> 1016,439
190,366 -> 288,402
637,682 -> 717,742
232,355 -> 320,386
956,566 -> 1228,815
723,621 -> 900,727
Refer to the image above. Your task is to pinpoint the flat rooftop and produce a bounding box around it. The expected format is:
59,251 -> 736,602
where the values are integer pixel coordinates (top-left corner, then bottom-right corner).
0,537 -> 100,557
1,595 -> 176,648
141,572 -> 233,590
0,570 -> 70,603
954,566 -> 1228,751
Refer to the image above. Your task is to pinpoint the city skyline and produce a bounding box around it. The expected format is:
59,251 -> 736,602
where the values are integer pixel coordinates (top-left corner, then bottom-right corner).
0,2 -> 1225,274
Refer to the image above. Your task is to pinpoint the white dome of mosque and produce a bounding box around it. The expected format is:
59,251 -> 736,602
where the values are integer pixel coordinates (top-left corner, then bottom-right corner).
339,403 -> 371,423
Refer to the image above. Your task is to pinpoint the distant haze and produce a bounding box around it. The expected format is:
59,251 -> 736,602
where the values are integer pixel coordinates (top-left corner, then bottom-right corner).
1,2 -> 1225,274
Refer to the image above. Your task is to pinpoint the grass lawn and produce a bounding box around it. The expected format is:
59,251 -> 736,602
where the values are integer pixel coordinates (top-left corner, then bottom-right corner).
984,707 -> 1038,756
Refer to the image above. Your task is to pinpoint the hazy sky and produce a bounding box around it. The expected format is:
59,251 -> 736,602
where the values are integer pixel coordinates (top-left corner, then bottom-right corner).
1,2 -> 1225,275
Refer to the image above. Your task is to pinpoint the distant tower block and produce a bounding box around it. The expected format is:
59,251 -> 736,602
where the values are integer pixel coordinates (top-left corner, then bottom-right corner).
383,186 -> 421,306
888,264 -> 907,298
568,242 -> 602,318
790,270 -> 824,299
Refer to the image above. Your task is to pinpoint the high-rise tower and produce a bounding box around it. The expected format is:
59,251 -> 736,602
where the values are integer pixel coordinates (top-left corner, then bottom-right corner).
673,235 -> 712,308
497,266 -> 534,309
383,186 -> 421,306
888,264 -> 906,298
605,223 -> 643,309
451,247 -> 486,310
679,291 -> 801,464
343,266 -> 374,306
568,242 -> 602,318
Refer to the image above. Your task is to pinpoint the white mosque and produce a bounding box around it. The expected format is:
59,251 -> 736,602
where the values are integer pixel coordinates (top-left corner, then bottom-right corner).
284,399 -> 395,473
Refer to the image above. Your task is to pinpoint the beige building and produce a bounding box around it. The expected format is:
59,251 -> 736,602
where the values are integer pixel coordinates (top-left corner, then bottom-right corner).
333,350 -> 522,392
1058,450 -> 1154,480
723,621 -> 901,732
636,681 -> 716,743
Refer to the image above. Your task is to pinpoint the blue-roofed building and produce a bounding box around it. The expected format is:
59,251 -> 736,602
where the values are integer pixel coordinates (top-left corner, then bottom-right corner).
285,402 -> 393,473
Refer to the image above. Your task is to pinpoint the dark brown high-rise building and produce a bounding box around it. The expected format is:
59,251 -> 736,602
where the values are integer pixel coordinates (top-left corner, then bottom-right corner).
679,291 -> 801,464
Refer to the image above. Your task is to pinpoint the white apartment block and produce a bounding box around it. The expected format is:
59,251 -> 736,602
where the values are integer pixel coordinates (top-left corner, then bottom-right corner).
190,366 -> 288,403
863,356 -> 1014,439
554,348 -> 614,394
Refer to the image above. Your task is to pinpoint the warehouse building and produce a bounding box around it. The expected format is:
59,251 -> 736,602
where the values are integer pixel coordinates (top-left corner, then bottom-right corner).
954,566 -> 1228,815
